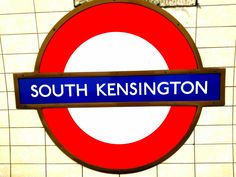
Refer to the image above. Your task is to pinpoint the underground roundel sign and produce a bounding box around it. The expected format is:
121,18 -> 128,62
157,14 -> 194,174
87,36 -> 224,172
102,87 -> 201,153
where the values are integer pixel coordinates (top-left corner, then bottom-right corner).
14,0 -> 225,174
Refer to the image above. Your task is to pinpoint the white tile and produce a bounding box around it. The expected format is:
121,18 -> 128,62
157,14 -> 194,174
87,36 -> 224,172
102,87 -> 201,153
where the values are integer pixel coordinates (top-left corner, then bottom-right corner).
83,167 -> 118,177
164,7 -> 196,27
0,0 -> 34,14
0,55 -> 4,73
121,166 -> 156,177
185,131 -> 194,144
164,145 -> 194,163
226,68 -> 234,87
38,33 -> 48,49
45,133 -> 55,145
158,164 -> 194,177
185,28 -> 196,42
12,164 -> 45,177
195,125 -> 232,144
0,39 -> 2,54
0,165 -> 10,177
225,87 -> 233,106
7,92 -> 16,109
0,111 -> 8,127
0,74 -> 6,91
198,107 -> 232,125
1,34 -> 38,54
199,48 -> 235,67
0,14 -> 36,34
11,128 -> 45,145
198,0 -> 236,5
36,12 -> 67,33
47,164 -> 82,177
5,74 -> 14,91
34,0 -> 73,12
197,27 -> 236,47
11,146 -> 45,163
46,146 -> 75,164
198,5 -> 236,27
196,164 -> 233,177
3,54 -> 36,73
0,92 -> 8,109
0,146 -> 10,163
195,145 -> 232,163
0,128 -> 9,145
9,110 -> 42,127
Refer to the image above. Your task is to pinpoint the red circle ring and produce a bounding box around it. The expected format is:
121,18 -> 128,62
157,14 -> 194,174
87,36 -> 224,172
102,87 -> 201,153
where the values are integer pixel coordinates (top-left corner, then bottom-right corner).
35,0 -> 203,174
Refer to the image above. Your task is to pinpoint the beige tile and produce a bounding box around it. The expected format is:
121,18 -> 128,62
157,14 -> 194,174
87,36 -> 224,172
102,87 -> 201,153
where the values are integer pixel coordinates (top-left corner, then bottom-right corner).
0,146 -> 10,163
0,55 -> 4,73
83,167 -> 119,177
4,54 -> 36,73
11,146 -> 45,163
11,164 -> 45,177
46,146 -> 75,164
195,145 -> 232,163
196,164 -> 233,177
198,107 -> 232,125
11,128 -> 45,145
47,164 -> 82,177
0,0 -> 34,14
198,0 -> 236,5
0,14 -> 36,34
34,0 -> 73,12
164,7 -> 196,27
225,87 -> 233,106
198,5 -> 236,27
1,34 -> 38,54
164,145 -> 194,163
0,111 -> 8,127
5,74 -> 14,91
0,74 -> 6,91
36,12 -> 68,33
158,164 -> 194,177
7,92 -> 16,109
0,92 -> 8,109
10,110 -> 42,127
195,125 -> 232,144
0,165 -> 10,177
121,166 -> 156,177
199,48 -> 235,67
197,27 -> 236,47
0,128 -> 9,145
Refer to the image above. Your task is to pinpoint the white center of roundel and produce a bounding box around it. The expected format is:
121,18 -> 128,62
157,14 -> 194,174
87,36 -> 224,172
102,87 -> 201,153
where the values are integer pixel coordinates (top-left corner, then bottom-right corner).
65,32 -> 170,144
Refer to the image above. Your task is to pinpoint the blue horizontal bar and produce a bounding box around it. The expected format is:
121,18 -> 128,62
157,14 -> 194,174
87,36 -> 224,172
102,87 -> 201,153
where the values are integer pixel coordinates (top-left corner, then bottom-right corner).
16,72 -> 222,106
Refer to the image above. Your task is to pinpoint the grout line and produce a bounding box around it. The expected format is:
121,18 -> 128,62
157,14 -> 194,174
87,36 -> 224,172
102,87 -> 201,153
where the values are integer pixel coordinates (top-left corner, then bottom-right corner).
193,4 -> 199,177
0,10 -> 70,16
0,34 -> 12,177
232,40 -> 236,177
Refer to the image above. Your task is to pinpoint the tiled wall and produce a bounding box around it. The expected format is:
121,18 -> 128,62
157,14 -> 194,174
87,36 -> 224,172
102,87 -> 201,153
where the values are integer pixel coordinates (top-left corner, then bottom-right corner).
0,0 -> 236,177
